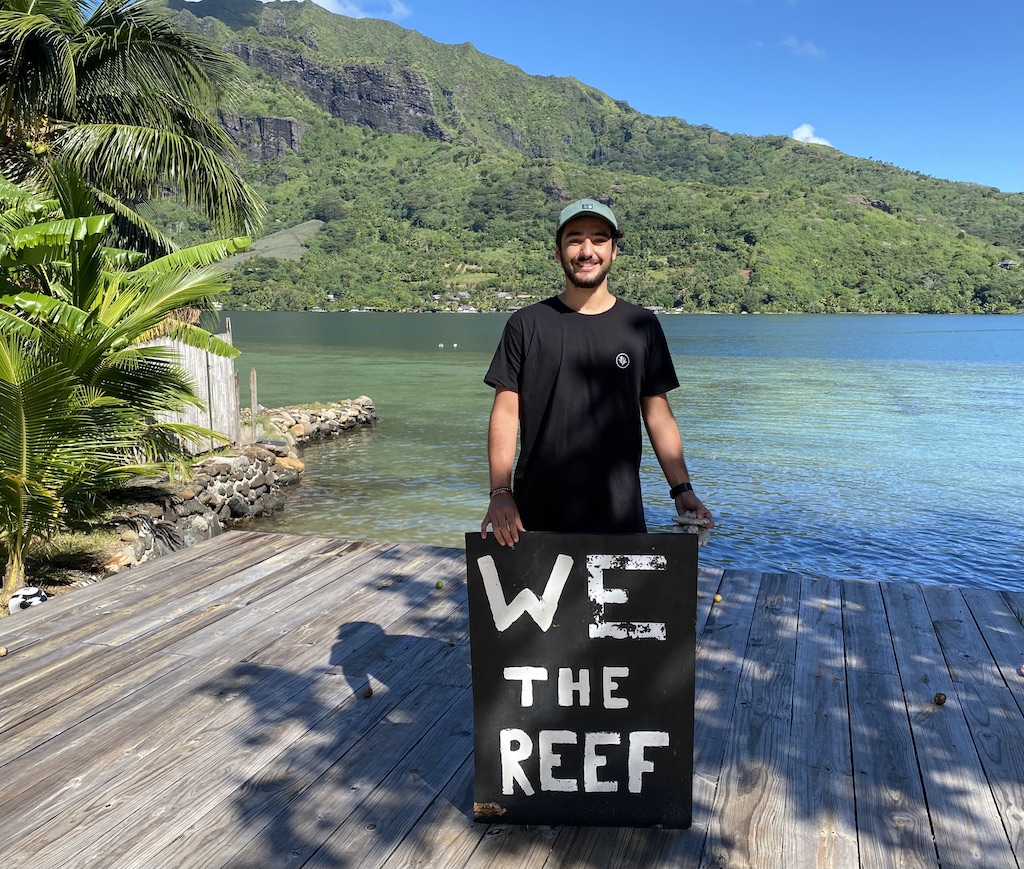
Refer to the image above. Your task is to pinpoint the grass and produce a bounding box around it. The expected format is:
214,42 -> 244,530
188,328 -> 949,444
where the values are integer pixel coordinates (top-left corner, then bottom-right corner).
223,219 -> 325,265
2,528 -> 124,611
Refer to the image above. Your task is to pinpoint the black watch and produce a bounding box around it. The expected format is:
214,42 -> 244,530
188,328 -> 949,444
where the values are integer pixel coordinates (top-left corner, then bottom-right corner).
669,482 -> 693,498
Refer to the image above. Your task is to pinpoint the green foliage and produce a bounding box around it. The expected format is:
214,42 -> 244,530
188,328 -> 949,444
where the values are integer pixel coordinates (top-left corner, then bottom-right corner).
158,0 -> 1023,313
0,0 -> 265,254
0,170 -> 245,605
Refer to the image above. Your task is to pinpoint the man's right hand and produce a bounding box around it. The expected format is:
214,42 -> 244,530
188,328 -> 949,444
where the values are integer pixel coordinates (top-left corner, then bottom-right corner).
481,492 -> 525,547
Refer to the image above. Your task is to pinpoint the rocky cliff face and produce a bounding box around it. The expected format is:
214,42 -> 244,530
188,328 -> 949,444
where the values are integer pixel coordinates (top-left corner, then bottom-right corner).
219,111 -> 305,159
227,41 -> 449,141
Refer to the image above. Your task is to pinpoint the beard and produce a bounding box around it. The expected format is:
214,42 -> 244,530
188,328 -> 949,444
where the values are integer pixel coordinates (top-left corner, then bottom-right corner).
558,252 -> 613,289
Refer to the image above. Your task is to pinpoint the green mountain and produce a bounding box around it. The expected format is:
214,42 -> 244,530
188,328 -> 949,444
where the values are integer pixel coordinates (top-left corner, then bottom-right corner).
163,0 -> 1024,313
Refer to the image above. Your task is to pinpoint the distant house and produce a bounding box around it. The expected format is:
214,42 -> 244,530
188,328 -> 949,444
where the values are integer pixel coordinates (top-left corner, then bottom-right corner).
997,260 -> 1020,269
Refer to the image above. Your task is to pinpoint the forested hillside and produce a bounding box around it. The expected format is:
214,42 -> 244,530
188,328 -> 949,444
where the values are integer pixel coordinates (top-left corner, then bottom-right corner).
163,0 -> 1024,313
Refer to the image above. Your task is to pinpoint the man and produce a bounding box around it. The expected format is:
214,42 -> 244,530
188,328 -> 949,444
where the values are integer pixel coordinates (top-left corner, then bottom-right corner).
481,198 -> 713,546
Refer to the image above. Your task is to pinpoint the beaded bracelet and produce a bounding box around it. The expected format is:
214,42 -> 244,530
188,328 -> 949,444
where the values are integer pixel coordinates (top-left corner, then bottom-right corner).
489,486 -> 513,498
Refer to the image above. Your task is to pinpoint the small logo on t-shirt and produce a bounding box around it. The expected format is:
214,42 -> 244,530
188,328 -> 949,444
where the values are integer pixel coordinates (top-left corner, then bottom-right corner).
615,353 -> 631,369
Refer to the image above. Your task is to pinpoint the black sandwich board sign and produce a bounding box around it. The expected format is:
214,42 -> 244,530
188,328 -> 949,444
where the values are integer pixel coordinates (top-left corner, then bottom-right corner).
464,531 -> 697,828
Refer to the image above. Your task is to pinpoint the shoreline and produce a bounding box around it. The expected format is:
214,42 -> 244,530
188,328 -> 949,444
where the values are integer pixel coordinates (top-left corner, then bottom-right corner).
9,398 -> 378,611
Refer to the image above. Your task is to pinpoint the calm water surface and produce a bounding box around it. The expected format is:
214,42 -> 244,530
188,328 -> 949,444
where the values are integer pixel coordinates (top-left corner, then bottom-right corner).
224,312 -> 1023,591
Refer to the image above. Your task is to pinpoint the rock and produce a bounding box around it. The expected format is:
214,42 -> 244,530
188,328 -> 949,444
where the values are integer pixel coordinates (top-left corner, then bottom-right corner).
225,43 -> 449,141
226,494 -> 250,517
276,456 -> 305,474
86,397 -> 374,583
218,110 -> 305,160
104,551 -> 135,574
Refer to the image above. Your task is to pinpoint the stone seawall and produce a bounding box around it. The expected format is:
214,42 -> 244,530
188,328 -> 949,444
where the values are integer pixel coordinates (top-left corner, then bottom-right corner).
104,397 -> 377,573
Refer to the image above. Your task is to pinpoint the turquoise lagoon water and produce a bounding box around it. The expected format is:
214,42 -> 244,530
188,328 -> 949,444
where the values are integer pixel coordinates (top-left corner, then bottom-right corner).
222,311 -> 1023,591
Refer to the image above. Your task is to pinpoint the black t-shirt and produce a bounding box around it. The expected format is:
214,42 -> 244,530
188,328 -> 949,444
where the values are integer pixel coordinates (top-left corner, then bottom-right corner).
484,296 -> 679,533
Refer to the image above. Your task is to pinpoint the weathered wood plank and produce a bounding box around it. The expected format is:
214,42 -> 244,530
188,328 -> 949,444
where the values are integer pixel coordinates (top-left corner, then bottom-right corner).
699,572 -> 800,869
541,824 -> 677,869
299,691 -> 474,869
2,531 -> 259,630
785,574 -> 857,869
696,564 -> 726,643
0,651 -> 193,766
380,757 -> 485,869
1001,589 -> 1024,619
882,581 -> 1017,868
0,533 -> 316,706
244,551 -> 466,673
844,579 -> 938,869
82,535 -> 349,647
841,578 -> 898,676
961,587 -> 1024,716
82,566 -> 472,869
925,584 -> 1013,692
2,533 -> 1021,869
0,531 -> 268,657
207,683 -> 464,869
0,535 -> 329,736
156,540 -> 425,662
658,567 -> 763,867
0,649 -> 250,851
461,822 -> 565,869
20,653 -> 462,869
0,549 -> 461,862
953,681 -> 1024,865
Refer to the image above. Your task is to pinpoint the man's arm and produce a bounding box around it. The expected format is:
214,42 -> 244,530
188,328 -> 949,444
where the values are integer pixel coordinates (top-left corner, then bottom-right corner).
641,393 -> 714,527
481,386 -> 526,545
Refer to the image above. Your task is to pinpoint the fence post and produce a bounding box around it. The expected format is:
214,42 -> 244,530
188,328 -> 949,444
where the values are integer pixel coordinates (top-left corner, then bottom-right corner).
250,367 -> 259,444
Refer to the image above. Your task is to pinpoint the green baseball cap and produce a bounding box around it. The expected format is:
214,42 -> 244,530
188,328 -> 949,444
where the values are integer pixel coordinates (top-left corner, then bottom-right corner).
556,198 -> 618,234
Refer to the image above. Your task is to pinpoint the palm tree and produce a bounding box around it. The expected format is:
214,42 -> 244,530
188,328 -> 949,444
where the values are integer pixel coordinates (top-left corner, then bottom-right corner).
0,330 -> 149,608
0,169 -> 249,608
0,0 -> 264,254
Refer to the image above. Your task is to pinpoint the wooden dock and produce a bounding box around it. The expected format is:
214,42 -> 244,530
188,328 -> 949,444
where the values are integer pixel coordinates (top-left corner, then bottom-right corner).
1,531 -> 1021,869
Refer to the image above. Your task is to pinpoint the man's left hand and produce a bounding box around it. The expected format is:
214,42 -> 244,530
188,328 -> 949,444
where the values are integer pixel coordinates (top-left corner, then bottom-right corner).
675,491 -> 714,528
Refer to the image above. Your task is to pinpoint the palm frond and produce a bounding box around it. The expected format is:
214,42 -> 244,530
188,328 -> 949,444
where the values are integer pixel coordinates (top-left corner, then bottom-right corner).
0,7 -> 78,126
135,236 -> 252,274
0,214 -> 113,268
57,123 -> 266,236
90,187 -> 179,258
77,0 -> 237,102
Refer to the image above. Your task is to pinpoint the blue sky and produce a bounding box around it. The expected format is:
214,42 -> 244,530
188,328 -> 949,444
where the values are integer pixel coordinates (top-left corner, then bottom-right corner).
296,0 -> 1023,193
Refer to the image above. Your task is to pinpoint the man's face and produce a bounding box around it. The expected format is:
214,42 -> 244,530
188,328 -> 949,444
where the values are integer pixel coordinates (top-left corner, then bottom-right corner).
556,216 -> 618,289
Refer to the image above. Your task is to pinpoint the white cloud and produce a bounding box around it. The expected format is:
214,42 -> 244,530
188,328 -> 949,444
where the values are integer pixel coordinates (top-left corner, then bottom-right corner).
782,35 -> 824,59
265,0 -> 412,21
791,123 -> 833,147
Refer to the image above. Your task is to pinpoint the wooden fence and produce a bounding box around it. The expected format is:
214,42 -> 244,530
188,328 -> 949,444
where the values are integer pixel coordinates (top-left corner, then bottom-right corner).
151,318 -> 240,455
